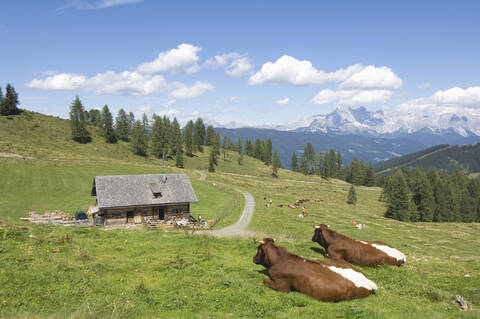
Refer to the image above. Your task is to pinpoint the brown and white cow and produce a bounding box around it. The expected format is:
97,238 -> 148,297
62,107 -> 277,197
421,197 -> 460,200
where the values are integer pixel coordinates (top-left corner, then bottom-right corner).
253,238 -> 377,302
312,224 -> 406,267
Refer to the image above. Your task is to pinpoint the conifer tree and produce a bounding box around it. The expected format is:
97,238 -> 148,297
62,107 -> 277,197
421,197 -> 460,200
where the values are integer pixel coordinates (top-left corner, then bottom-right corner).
208,147 -> 216,172
175,143 -> 184,168
115,108 -> 130,141
101,105 -> 117,143
236,136 -> 243,154
170,118 -> 182,157
150,115 -> 166,160
131,120 -> 147,156
245,140 -> 254,156
272,150 -> 281,178
336,151 -> 343,178
0,84 -> 20,115
183,120 -> 194,156
427,168 -> 449,222
128,112 -> 135,130
222,136 -> 229,160
142,113 -> 149,133
215,133 -> 221,156
88,109 -> 102,127
365,163 -> 376,187
300,143 -> 315,175
253,139 -> 263,160
205,125 -> 216,146
291,152 -> 298,172
163,116 -> 172,157
347,185 -> 357,205
384,170 -> 413,221
194,118 -> 205,152
411,167 -> 435,222
315,152 -> 323,176
0,86 -> 3,106
69,96 -> 91,143
237,153 -> 243,165
264,139 -> 273,165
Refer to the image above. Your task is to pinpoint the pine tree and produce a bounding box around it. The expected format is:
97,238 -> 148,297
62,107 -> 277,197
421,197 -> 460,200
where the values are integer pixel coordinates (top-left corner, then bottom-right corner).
427,168 -> 449,222
115,109 -> 130,141
222,136 -> 229,161
336,152 -> 343,178
365,163 -> 376,186
184,120 -> 194,156
215,133 -> 221,156
411,167 -> 435,222
264,139 -> 273,165
131,120 -> 147,156
194,118 -> 205,152
208,148 -> 216,172
0,84 -> 20,115
142,113 -> 149,133
205,125 -> 216,146
128,112 -> 135,131
237,153 -> 243,165
69,96 -> 91,143
175,143 -> 184,168
347,185 -> 357,205
384,170 -> 413,221
272,150 -> 281,178
291,152 -> 298,172
0,86 -> 3,106
315,152 -> 323,176
101,105 -> 117,143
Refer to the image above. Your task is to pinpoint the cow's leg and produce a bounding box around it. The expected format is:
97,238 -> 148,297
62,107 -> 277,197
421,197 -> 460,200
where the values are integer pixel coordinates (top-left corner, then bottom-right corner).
264,278 -> 291,293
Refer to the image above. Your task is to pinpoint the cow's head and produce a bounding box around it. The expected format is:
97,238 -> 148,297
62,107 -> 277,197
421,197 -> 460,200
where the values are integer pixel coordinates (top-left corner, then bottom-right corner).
312,224 -> 330,248
253,237 -> 275,268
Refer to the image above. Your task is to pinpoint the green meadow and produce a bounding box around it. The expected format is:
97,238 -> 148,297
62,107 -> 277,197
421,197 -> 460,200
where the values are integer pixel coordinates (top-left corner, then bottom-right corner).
0,112 -> 479,318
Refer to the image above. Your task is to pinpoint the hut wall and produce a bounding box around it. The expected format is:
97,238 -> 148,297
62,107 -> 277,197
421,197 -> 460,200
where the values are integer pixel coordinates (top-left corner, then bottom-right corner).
165,204 -> 190,220
103,209 -> 127,225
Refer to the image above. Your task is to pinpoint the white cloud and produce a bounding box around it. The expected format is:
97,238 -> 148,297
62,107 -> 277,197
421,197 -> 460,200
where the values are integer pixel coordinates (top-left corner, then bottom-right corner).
138,105 -> 151,112
312,89 -> 394,105
217,96 -> 240,104
429,86 -> 480,107
42,70 -> 58,76
164,100 -> 176,108
136,43 -> 201,74
26,71 -> 167,95
338,65 -> 403,90
248,55 -> 369,86
157,109 -> 179,117
169,81 -> 215,99
419,82 -> 430,90
206,52 -> 253,77
58,0 -> 142,11
276,97 -> 290,105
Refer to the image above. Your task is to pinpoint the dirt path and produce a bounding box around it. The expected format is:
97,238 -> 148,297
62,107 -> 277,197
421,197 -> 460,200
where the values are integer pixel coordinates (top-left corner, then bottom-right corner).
195,170 -> 207,181
199,191 -> 258,238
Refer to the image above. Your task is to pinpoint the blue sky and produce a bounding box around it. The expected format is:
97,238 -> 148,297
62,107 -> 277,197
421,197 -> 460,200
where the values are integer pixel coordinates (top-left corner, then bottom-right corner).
1,0 -> 479,126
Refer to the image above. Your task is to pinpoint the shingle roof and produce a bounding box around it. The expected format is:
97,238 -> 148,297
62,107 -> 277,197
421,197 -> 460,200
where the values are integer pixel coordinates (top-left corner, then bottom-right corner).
92,174 -> 198,209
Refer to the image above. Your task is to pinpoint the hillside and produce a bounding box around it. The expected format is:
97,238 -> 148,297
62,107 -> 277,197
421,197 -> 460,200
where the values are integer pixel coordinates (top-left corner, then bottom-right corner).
375,143 -> 480,174
1,111 -> 480,318
216,127 -> 427,169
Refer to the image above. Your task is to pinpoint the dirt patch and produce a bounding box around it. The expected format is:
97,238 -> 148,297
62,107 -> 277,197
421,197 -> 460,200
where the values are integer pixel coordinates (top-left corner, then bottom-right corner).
0,152 -> 35,159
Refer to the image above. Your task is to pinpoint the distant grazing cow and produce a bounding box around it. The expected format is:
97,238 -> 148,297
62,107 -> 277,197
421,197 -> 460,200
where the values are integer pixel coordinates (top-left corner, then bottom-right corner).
312,224 -> 406,267
253,238 -> 377,302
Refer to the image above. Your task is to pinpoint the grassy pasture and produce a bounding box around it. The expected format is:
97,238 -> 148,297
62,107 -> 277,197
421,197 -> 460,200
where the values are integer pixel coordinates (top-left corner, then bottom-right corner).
1,112 -> 479,318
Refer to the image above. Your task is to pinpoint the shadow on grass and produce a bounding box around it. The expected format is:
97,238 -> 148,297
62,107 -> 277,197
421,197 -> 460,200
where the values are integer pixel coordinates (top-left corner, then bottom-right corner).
256,269 -> 269,276
310,246 -> 326,256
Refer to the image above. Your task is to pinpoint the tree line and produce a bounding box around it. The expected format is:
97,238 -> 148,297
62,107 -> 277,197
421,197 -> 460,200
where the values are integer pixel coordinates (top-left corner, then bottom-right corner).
0,84 -> 21,116
381,167 -> 480,223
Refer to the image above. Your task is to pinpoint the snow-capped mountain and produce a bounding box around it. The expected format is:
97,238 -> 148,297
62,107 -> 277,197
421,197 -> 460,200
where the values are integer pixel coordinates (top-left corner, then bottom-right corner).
276,106 -> 480,138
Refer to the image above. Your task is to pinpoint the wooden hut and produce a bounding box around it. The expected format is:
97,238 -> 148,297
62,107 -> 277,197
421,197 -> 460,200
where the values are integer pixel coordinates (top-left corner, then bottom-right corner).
90,174 -> 198,225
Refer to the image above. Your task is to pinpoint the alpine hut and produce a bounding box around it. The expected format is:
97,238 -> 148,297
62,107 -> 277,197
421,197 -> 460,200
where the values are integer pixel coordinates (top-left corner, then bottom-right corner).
90,174 -> 198,225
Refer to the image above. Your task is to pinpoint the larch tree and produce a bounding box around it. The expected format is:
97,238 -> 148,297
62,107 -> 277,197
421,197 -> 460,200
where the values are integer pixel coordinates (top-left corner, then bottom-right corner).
300,142 -> 315,175
264,139 -> 273,165
88,109 -> 102,127
175,143 -> 184,168
236,136 -> 243,154
115,108 -> 130,141
364,163 -> 376,186
291,152 -> 298,172
194,118 -> 205,152
347,185 -> 357,205
131,120 -> 147,156
69,96 -> 91,143
0,84 -> 20,115
101,105 -> 117,143
384,170 -> 413,221
205,125 -> 216,146
208,147 -> 216,172
184,120 -> 194,156
411,167 -> 435,222
150,115 -> 167,161
272,150 -> 281,178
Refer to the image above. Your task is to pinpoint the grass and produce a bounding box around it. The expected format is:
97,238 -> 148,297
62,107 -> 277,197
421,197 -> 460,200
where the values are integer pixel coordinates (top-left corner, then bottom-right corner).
1,111 -> 480,318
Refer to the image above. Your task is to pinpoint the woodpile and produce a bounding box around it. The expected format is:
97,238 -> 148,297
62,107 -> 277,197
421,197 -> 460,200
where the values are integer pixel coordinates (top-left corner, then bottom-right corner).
21,210 -> 74,225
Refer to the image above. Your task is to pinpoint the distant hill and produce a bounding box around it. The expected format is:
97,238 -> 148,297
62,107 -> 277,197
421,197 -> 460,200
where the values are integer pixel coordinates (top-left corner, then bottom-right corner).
374,143 -> 480,174
215,127 -> 427,169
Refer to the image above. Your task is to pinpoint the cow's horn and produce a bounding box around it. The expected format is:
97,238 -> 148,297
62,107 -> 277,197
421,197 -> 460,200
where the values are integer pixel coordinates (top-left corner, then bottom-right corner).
315,225 -> 321,229
259,240 -> 265,244
273,238 -> 277,242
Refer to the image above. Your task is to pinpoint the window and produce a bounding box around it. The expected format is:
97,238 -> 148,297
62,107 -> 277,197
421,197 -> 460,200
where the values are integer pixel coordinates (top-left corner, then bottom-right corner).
172,208 -> 184,215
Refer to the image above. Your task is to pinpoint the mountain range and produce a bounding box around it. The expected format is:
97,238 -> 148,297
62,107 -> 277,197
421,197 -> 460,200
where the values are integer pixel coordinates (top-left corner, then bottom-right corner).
213,106 -> 480,169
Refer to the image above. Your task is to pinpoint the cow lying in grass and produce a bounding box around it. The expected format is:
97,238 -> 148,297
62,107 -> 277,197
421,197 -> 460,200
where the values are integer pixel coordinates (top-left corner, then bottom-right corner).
253,238 -> 377,302
312,224 -> 406,267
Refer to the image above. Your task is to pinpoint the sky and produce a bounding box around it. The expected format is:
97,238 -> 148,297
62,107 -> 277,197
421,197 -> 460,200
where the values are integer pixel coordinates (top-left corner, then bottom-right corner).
1,0 -> 480,126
